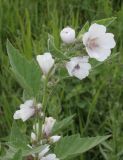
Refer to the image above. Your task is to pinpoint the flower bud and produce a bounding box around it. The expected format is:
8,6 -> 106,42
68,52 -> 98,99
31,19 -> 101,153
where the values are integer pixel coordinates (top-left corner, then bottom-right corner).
39,145 -> 50,159
60,26 -> 75,44
42,117 -> 56,137
31,132 -> 37,142
36,53 -> 54,76
41,154 -> 59,160
50,135 -> 61,143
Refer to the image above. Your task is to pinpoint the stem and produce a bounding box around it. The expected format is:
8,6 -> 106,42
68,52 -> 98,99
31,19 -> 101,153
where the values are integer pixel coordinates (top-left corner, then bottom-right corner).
38,116 -> 42,141
33,98 -> 40,141
42,76 -> 48,113
38,76 -> 48,142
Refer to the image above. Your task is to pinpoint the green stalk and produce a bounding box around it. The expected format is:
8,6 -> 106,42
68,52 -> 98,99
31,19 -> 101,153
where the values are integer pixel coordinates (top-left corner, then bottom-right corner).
38,74 -> 49,142
42,76 -> 48,113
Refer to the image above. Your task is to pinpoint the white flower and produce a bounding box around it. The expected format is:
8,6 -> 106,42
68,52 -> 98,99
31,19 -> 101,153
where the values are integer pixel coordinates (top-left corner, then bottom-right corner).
36,53 -> 54,75
42,117 -> 56,137
83,23 -> 116,61
66,56 -> 91,80
31,132 -> 37,142
13,100 -> 35,121
39,146 -> 50,159
41,154 -> 59,160
50,135 -> 61,143
60,27 -> 75,44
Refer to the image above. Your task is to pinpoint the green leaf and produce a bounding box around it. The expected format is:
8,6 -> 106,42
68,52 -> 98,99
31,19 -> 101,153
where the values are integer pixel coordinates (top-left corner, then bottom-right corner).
77,21 -> 89,39
52,115 -> 75,134
12,150 -> 22,160
7,40 -> 41,97
6,121 -> 47,159
9,122 -> 28,149
93,17 -> 117,27
48,34 -> 67,59
6,122 -> 48,158
5,122 -> 29,158
22,144 -> 48,157
54,134 -> 110,160
8,122 -> 48,157
5,143 -> 48,159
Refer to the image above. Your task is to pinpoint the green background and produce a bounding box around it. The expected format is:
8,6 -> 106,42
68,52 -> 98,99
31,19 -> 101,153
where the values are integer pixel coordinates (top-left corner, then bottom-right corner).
0,0 -> 123,159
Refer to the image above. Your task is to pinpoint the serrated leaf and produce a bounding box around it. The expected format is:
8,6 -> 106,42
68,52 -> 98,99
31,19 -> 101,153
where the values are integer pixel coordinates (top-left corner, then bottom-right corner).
52,115 -> 75,134
54,134 -> 110,160
93,17 -> 117,27
77,21 -> 89,39
7,40 -> 41,97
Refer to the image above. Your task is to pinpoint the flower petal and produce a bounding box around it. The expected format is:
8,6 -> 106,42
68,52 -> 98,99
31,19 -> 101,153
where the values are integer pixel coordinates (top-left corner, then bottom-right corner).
20,108 -> 35,121
20,99 -> 34,109
86,47 -> 111,61
13,110 -> 21,119
25,100 -> 34,107
72,63 -> 91,80
98,33 -> 116,49
82,32 -> 90,45
66,61 -> 75,76
41,154 -> 59,160
71,56 -> 89,63
50,135 -> 61,143
39,146 -> 50,159
89,23 -> 106,37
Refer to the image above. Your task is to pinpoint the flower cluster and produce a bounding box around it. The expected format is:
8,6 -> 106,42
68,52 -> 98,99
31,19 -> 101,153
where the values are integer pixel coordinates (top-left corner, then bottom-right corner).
31,117 -> 60,159
13,22 -> 116,160
14,101 -> 60,159
60,23 -> 116,79
31,117 -> 61,144
35,23 -> 115,80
